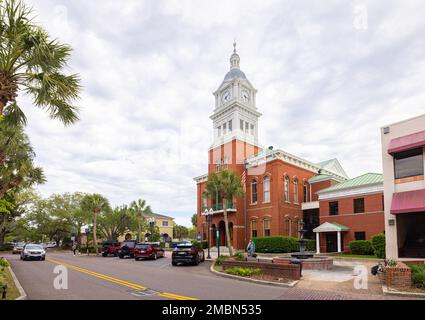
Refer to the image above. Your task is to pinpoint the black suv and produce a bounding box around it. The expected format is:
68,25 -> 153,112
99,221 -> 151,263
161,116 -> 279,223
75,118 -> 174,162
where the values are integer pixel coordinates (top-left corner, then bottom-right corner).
117,240 -> 137,259
172,243 -> 205,266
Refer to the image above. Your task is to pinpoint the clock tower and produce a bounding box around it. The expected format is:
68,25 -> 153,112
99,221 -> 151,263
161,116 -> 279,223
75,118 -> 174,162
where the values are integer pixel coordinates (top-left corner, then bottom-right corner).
209,43 -> 262,171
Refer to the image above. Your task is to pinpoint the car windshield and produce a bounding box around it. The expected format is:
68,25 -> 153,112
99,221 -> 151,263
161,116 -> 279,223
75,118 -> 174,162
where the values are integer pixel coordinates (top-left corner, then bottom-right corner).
121,241 -> 135,248
26,245 -> 43,250
136,244 -> 150,249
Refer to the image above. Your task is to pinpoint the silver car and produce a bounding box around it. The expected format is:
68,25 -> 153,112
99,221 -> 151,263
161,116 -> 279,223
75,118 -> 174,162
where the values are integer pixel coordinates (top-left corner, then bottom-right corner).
12,242 -> 25,254
20,244 -> 46,261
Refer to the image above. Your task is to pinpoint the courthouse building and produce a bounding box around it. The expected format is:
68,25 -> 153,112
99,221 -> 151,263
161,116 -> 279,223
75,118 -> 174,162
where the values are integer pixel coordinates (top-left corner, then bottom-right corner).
195,45 -> 384,251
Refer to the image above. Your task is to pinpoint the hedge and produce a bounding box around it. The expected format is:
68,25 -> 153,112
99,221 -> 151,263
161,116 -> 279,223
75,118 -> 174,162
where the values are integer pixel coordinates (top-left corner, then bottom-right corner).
349,240 -> 374,255
0,244 -> 13,251
371,233 -> 385,259
252,236 -> 315,253
411,264 -> 425,289
191,240 -> 208,249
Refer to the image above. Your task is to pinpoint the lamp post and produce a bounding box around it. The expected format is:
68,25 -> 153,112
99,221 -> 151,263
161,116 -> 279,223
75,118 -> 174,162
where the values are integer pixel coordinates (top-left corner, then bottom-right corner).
147,217 -> 155,242
203,208 -> 214,259
85,227 -> 89,256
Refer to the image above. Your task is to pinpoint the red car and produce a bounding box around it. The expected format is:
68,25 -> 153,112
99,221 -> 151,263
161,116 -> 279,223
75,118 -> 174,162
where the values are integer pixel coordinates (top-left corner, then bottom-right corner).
102,241 -> 120,257
134,243 -> 165,260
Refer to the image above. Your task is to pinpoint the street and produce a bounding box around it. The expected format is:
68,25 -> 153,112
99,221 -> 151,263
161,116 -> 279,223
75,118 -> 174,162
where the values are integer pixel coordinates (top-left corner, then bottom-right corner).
3,250 -> 412,300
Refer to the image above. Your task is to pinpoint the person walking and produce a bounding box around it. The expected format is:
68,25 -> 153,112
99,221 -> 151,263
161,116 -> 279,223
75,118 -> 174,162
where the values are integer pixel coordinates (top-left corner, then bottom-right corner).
72,242 -> 78,256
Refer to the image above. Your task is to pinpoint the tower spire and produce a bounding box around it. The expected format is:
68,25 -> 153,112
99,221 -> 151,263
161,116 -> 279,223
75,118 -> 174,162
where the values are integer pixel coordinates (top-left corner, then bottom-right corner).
230,41 -> 240,69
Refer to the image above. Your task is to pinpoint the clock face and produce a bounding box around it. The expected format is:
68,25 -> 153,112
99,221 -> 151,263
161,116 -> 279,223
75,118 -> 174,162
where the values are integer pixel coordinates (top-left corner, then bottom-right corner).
221,89 -> 231,103
241,89 -> 250,102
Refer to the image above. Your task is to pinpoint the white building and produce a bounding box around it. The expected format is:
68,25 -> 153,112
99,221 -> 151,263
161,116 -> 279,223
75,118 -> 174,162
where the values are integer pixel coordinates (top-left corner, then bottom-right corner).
381,114 -> 425,259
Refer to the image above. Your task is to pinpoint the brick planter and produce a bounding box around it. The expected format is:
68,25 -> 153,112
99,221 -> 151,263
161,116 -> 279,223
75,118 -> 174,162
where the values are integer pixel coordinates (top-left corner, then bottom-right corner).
221,260 -> 301,280
384,262 -> 412,290
273,257 -> 334,270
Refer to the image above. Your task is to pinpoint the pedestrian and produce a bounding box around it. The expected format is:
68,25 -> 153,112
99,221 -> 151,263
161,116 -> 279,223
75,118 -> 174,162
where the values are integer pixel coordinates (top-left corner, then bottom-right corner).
72,242 -> 77,256
247,239 -> 255,257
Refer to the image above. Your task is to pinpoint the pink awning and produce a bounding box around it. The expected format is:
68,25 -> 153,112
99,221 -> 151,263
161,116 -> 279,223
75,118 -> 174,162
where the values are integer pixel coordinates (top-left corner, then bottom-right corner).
388,129 -> 425,154
390,189 -> 425,214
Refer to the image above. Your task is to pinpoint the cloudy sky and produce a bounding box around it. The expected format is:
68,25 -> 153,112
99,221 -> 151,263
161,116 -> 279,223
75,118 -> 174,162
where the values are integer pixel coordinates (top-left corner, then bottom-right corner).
20,0 -> 425,226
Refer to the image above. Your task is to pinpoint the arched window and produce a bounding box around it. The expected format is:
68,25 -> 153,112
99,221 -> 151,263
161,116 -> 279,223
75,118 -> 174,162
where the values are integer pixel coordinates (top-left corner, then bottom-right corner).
251,179 -> 258,203
202,193 -> 208,210
303,181 -> 308,202
294,178 -> 299,204
263,176 -> 270,203
284,175 -> 290,202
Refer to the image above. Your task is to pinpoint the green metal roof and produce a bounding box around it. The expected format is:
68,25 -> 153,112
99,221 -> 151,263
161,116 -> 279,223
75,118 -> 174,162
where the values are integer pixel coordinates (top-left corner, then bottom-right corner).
331,222 -> 349,231
317,173 -> 383,194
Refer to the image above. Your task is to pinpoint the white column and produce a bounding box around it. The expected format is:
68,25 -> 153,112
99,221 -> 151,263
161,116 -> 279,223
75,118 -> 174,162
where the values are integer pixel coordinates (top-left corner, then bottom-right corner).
337,231 -> 342,252
316,232 -> 320,254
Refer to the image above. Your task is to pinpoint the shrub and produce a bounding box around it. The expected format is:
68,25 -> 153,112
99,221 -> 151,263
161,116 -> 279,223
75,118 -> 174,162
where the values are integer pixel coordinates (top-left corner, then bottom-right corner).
215,255 -> 229,266
191,240 -> 208,249
252,236 -> 314,253
410,264 -> 425,289
0,258 -> 10,271
349,240 -> 374,255
0,243 -> 13,251
371,233 -> 385,259
232,251 -> 245,261
224,267 -> 262,277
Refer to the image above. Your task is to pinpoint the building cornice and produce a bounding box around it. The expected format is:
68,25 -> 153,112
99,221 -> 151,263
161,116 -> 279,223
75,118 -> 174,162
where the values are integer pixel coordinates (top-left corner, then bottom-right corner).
193,174 -> 208,183
210,102 -> 262,121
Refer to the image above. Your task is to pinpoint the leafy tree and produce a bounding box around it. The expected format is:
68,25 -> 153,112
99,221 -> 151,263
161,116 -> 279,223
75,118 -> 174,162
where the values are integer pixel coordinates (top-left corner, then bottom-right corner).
173,225 -> 189,240
0,0 -> 81,125
98,205 -> 132,241
191,213 -> 197,227
130,199 -> 151,242
81,194 -> 110,255
205,170 -> 244,256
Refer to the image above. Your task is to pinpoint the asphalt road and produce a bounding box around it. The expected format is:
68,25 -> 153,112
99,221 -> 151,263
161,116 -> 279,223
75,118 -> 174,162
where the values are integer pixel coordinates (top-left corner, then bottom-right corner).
4,250 -> 415,300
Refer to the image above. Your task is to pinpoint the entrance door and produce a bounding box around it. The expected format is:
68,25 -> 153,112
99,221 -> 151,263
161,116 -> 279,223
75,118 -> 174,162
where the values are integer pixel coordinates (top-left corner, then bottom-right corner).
326,233 -> 337,253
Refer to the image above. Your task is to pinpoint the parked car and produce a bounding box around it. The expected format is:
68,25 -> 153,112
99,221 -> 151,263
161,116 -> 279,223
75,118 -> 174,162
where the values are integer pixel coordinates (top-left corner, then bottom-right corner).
134,242 -> 165,261
20,243 -> 46,261
44,242 -> 57,249
172,243 -> 205,266
102,241 -> 121,257
117,240 -> 138,259
12,242 -> 25,254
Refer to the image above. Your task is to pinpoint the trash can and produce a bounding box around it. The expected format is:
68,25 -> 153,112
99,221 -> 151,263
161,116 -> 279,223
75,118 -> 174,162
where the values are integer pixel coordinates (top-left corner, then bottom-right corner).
289,258 -> 303,277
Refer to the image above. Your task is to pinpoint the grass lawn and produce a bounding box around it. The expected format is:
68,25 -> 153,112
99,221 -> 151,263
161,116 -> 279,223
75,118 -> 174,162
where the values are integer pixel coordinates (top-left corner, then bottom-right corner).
0,264 -> 20,300
335,253 -> 379,259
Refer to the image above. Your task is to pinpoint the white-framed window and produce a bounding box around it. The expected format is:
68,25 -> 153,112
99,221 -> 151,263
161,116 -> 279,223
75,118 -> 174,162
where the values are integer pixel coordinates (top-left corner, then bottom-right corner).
245,122 -> 249,133
251,179 -> 258,203
294,178 -> 299,204
217,126 -> 221,137
263,176 -> 270,203
303,182 -> 308,202
250,124 -> 254,135
251,220 -> 257,238
284,175 -> 290,202
240,119 -> 244,131
228,120 -> 232,132
223,122 -> 227,135
263,219 -> 271,237
162,221 -> 169,227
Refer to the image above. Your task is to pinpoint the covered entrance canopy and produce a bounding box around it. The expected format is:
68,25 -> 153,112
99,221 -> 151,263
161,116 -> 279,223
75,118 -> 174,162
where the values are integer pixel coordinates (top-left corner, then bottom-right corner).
313,222 -> 349,254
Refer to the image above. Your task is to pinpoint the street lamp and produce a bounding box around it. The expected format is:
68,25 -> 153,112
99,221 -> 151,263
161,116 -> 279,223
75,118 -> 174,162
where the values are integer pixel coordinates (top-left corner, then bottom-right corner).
203,208 -> 214,259
147,217 -> 155,242
85,227 -> 90,256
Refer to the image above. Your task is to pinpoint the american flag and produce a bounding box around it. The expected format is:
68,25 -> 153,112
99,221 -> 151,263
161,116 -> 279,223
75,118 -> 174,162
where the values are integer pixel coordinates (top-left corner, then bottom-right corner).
241,170 -> 246,192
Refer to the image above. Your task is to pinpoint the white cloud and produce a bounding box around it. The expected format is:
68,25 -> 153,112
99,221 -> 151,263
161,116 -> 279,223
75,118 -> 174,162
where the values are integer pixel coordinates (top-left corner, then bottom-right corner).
18,0 -> 425,227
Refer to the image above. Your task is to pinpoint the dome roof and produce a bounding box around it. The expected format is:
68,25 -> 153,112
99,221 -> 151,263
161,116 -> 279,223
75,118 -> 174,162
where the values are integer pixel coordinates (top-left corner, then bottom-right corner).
223,68 -> 247,82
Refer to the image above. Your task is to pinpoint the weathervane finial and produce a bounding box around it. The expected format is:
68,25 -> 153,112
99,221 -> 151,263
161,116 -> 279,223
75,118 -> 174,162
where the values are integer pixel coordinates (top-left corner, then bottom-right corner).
233,40 -> 237,53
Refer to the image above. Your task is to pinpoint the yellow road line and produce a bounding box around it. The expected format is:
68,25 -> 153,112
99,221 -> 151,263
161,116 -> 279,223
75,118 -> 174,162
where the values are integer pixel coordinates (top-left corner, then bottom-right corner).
47,258 -> 199,300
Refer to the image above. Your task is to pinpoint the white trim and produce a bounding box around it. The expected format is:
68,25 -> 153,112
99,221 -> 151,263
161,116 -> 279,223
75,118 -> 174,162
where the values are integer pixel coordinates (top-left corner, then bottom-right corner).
301,201 -> 319,210
318,183 -> 383,200
194,174 -> 208,183
313,222 -> 348,233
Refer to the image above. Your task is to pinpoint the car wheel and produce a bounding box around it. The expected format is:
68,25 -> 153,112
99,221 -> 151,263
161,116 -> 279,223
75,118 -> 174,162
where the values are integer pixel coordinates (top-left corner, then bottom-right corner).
201,252 -> 205,262
172,261 -> 177,266
153,253 -> 157,260
194,256 -> 200,266
20,255 -> 22,260
135,257 -> 139,261
102,252 -> 107,257
41,257 -> 45,261
119,254 -> 124,259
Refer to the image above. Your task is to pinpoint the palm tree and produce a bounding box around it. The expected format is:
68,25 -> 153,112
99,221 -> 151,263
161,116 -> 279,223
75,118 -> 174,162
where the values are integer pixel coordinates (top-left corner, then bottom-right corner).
205,170 -> 244,256
130,199 -> 152,242
0,0 -> 81,125
81,194 -> 110,255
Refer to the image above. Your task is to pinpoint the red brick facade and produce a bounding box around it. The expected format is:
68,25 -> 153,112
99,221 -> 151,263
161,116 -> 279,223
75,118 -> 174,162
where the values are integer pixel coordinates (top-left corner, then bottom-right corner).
318,192 -> 385,252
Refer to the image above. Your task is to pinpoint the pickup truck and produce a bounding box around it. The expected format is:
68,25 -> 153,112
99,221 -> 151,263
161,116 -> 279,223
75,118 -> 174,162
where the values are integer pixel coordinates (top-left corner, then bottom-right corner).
102,241 -> 121,257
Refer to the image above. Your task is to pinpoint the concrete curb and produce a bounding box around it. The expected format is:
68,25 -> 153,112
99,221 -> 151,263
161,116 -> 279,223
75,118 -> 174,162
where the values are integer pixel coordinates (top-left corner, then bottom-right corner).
382,285 -> 425,299
209,264 -> 298,287
7,265 -> 27,300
